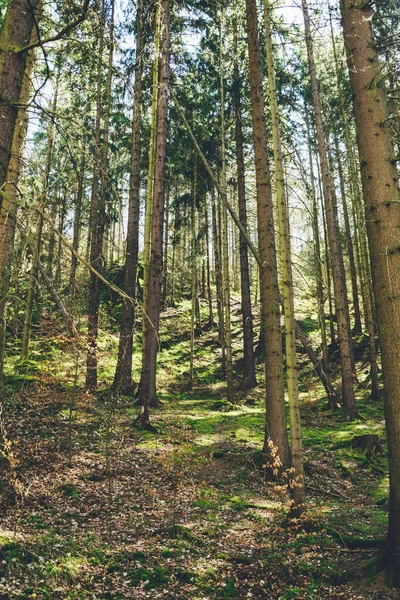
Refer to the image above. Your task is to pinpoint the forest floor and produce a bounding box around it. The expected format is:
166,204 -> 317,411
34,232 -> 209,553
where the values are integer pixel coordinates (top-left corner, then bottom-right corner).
0,298 -> 398,599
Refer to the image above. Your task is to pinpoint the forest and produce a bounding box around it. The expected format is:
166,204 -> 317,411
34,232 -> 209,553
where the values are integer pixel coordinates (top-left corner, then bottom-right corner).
0,0 -> 400,597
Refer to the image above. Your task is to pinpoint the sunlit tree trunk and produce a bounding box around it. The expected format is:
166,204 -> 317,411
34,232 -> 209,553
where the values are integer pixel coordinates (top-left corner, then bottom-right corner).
233,29 -> 256,391
341,0 -> 400,582
0,45 -> 35,384
263,0 -> 304,509
302,0 -> 357,419
86,0 -> 107,389
21,76 -> 59,361
0,0 -> 40,202
114,0 -> 143,393
70,150 -> 86,297
245,0 -> 290,469
137,0 -> 170,425
219,17 -> 234,403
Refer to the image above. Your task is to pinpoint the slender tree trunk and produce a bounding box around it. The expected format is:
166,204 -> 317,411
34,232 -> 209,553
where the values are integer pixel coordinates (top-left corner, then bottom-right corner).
55,192 -> 66,289
212,189 -> 225,365
114,0 -> 143,393
302,0 -> 357,419
162,184 -> 170,307
233,31 -> 256,391
21,78 -> 59,361
263,0 -> 304,509
219,17 -> 234,403
205,199 -> 214,327
245,0 -> 290,469
137,0 -> 170,425
0,45 -> 34,384
341,2 -> 400,582
86,0 -> 106,389
189,160 -> 197,391
70,150 -> 86,296
0,0 -> 40,202
305,111 -> 329,374
86,0 -> 114,389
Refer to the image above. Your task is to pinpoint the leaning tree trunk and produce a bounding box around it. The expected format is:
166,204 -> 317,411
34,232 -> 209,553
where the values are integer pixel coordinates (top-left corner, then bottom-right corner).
233,31 -> 256,391
113,0 -> 143,393
341,0 -> 400,584
0,0 -> 40,203
137,0 -> 170,426
302,0 -> 358,419
263,0 -> 304,510
245,0 -> 290,470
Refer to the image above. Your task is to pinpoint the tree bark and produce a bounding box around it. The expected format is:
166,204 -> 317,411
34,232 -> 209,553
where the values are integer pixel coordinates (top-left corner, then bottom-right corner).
341,0 -> 400,584
0,44 -> 34,384
137,0 -> 170,425
86,0 -> 114,389
0,0 -> 40,204
263,0 -> 304,510
302,0 -> 358,419
21,75 -> 59,361
219,17 -> 234,403
113,0 -> 143,393
233,33 -> 257,391
245,0 -> 290,470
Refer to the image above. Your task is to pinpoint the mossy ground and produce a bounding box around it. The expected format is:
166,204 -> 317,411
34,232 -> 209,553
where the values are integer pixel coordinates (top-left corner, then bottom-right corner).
0,298 -> 396,599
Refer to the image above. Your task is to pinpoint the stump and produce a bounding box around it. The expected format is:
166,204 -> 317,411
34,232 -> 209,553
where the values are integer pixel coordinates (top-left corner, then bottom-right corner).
352,434 -> 383,456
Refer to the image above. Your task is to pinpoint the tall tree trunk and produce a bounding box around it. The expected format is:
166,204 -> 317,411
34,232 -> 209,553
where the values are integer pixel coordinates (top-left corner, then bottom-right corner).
70,150 -> 86,297
189,160 -> 197,391
21,77 -> 59,361
341,1 -> 400,583
334,134 -> 362,334
0,45 -> 34,384
263,0 -> 304,509
137,0 -> 170,425
114,0 -> 143,393
219,17 -> 234,403
305,110 -> 329,374
211,188 -> 225,366
162,184 -> 170,307
330,14 -> 379,398
55,191 -> 66,289
205,199 -> 214,327
86,0 -> 114,389
233,30 -> 256,391
0,0 -> 40,202
302,0 -> 358,419
245,0 -> 290,469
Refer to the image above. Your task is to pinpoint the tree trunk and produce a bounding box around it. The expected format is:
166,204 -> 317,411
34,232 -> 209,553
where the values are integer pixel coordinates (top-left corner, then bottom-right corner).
305,110 -> 329,374
113,0 -> 143,393
189,160 -> 197,391
263,0 -> 304,510
302,0 -> 358,419
219,18 -> 234,403
21,76 -> 59,361
245,0 -> 290,469
0,44 -> 34,384
233,33 -> 257,391
0,0 -> 40,202
341,1 -> 400,583
86,0 -> 114,389
69,150 -> 86,297
137,0 -> 170,425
